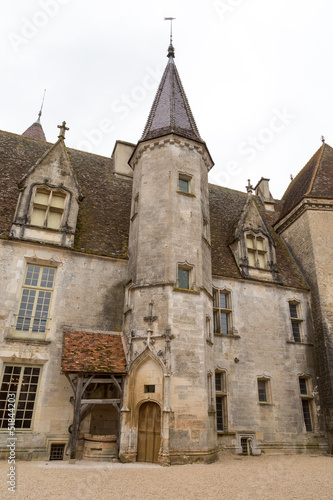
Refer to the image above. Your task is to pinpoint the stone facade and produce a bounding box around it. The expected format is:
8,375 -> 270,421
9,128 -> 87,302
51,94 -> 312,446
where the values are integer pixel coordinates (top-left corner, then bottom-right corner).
0,45 -> 332,463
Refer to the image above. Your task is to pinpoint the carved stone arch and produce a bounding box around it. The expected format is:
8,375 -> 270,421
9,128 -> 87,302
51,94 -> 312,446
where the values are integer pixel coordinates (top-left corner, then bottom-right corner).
129,345 -> 167,375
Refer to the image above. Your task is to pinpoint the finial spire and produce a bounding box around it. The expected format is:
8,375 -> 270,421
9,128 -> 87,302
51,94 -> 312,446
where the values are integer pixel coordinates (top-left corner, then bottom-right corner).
57,121 -> 69,140
321,135 -> 325,144
164,17 -> 176,58
38,89 -> 46,122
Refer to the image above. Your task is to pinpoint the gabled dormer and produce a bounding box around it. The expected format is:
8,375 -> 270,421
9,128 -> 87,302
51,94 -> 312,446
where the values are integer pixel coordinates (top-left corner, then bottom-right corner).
229,196 -> 280,281
10,123 -> 82,247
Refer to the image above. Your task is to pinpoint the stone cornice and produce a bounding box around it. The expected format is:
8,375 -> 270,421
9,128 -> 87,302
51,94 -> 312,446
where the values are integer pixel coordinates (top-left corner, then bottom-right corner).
129,134 -> 214,171
275,198 -> 333,234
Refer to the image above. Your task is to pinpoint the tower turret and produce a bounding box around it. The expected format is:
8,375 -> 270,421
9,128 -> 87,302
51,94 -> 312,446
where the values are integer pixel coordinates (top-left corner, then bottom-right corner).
120,44 -> 216,465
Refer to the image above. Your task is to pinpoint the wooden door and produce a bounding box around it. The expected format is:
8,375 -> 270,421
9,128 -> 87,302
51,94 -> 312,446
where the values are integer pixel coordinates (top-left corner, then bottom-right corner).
137,402 -> 161,463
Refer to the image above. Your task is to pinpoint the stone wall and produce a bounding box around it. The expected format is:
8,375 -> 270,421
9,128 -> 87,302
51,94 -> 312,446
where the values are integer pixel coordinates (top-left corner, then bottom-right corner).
0,239 -> 128,460
212,275 -> 327,453
280,207 -> 333,451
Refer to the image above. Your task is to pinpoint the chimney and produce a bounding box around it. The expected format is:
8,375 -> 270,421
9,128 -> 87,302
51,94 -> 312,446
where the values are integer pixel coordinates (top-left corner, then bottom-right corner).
255,178 -> 275,211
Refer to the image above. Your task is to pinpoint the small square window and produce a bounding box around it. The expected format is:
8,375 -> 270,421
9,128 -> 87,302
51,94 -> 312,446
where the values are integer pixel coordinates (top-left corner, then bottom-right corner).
179,178 -> 189,193
144,385 -> 155,393
49,443 -> 65,460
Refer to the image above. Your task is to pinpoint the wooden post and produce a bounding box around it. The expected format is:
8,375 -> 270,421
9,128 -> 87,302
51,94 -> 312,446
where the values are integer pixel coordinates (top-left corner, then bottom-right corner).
70,373 -> 83,462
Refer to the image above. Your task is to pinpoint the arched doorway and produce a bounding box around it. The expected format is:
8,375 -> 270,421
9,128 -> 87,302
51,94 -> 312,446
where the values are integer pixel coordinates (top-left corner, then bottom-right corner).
137,402 -> 161,463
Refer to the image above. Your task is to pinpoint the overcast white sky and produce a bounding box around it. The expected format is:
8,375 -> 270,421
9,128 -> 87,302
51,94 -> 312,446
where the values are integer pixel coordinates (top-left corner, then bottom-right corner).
1,0 -> 332,199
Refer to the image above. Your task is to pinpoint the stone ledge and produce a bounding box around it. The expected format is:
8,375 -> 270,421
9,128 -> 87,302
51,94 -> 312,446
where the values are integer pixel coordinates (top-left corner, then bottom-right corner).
176,190 -> 196,198
286,340 -> 314,346
4,336 -> 51,345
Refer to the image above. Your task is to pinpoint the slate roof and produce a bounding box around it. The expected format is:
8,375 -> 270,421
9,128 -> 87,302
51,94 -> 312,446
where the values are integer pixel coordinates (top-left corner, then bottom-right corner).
22,118 -> 46,142
0,130 -> 132,259
0,129 -> 308,289
209,184 -> 308,289
61,330 -> 127,373
140,44 -> 203,144
280,143 -> 333,219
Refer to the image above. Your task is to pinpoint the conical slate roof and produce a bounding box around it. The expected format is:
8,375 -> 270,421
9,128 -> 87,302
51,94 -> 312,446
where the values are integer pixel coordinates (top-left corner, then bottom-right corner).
280,142 -> 333,218
22,117 -> 46,142
140,44 -> 203,143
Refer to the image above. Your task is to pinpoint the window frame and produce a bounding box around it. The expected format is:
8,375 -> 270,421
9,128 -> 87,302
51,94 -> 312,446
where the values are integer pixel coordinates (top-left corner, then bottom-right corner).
176,263 -> 194,291
257,377 -> 272,405
29,186 -> 67,231
215,371 -> 227,432
213,288 -> 232,335
298,376 -> 315,432
177,173 -> 194,196
289,301 -> 303,343
14,264 -> 56,339
245,233 -> 267,269
0,364 -> 41,432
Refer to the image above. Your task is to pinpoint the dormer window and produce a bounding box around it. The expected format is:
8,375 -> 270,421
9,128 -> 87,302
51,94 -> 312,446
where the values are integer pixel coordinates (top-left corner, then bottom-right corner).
246,234 -> 266,269
30,188 -> 66,230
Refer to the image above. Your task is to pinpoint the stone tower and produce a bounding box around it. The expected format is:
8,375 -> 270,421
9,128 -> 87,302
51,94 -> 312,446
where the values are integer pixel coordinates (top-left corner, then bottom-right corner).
119,43 -> 216,465
275,142 -> 333,452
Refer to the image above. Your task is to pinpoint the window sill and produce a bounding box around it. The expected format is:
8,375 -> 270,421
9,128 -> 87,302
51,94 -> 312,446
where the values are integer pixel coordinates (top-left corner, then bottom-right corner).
5,336 -> 51,346
176,190 -> 196,198
287,340 -> 314,346
214,333 -> 241,339
258,402 -> 273,406
173,287 -> 199,294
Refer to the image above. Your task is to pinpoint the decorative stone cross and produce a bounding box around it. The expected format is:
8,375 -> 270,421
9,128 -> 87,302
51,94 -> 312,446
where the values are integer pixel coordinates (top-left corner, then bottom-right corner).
246,179 -> 254,194
58,121 -> 69,139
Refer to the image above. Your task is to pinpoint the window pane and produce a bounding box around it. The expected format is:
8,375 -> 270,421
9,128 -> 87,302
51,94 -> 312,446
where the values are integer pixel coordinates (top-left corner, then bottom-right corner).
213,311 -> 219,333
246,236 -> 254,249
299,378 -> 308,395
219,292 -> 227,309
215,373 -> 222,392
178,268 -> 189,289
0,366 -> 40,430
258,253 -> 265,268
292,322 -> 301,342
216,396 -> 224,431
47,211 -> 62,230
258,380 -> 267,402
25,266 -> 40,287
179,178 -> 189,193
220,313 -> 229,335
248,251 -> 256,267
34,191 -> 49,205
289,304 -> 298,318
256,239 -> 264,251
51,194 -> 65,208
30,208 -> 46,227
40,268 -> 55,289
302,399 -> 312,431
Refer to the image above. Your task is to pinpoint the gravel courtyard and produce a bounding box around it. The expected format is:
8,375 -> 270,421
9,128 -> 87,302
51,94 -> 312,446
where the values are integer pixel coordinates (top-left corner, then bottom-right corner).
1,454 -> 332,500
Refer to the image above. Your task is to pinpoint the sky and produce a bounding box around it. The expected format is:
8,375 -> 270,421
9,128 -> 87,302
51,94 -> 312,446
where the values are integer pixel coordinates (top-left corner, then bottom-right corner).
1,0 -> 333,199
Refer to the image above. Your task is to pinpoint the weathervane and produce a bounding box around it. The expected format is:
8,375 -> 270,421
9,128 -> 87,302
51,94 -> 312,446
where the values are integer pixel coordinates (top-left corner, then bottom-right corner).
164,17 -> 176,45
321,135 -> 325,144
38,89 -> 46,121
